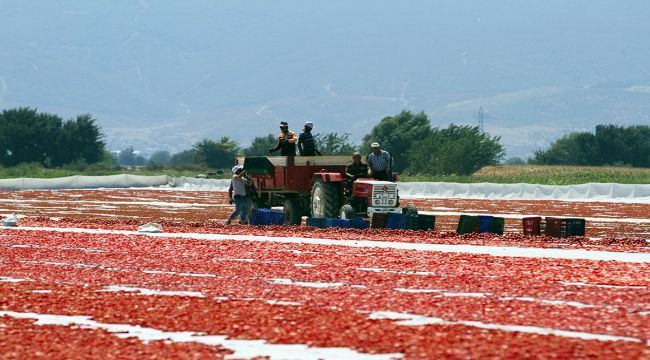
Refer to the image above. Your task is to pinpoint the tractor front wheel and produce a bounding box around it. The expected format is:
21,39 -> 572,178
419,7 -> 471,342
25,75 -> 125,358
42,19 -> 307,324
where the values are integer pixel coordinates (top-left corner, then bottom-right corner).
340,204 -> 355,219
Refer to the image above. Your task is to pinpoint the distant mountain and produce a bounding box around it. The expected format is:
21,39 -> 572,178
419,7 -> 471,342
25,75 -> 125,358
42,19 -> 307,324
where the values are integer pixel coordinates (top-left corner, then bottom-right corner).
1,0 -> 649,158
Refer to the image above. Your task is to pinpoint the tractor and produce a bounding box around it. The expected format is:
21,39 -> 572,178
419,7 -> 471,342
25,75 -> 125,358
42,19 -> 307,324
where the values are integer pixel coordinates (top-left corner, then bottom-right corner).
235,155 -> 410,225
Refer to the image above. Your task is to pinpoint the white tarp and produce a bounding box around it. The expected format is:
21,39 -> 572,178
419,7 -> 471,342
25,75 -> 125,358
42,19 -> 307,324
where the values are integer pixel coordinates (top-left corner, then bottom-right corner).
172,177 -> 230,191
397,182 -> 650,203
0,174 -> 172,190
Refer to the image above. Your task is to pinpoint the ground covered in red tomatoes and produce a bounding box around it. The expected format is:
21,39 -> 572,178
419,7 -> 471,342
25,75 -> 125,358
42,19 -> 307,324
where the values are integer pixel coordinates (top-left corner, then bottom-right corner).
1,189 -> 648,359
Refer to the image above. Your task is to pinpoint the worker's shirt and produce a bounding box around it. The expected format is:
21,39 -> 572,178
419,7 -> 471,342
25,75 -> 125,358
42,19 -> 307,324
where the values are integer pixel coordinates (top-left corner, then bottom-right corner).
367,150 -> 391,171
298,131 -> 317,155
346,162 -> 369,179
230,175 -> 248,197
273,130 -> 297,156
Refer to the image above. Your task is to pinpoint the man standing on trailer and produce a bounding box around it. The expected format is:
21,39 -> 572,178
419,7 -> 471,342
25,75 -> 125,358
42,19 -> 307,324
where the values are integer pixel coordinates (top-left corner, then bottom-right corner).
298,121 -> 321,156
367,142 -> 391,181
269,121 -> 298,156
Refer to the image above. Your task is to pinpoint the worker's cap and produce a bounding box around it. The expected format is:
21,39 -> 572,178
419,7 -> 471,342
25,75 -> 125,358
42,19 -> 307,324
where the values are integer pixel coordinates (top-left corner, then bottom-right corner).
279,121 -> 288,127
231,165 -> 243,174
304,121 -> 313,129
371,142 -> 380,148
352,152 -> 361,158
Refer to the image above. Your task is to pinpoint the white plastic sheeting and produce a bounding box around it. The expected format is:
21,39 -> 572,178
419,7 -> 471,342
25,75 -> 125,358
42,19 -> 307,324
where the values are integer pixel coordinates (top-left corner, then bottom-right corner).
397,182 -> 650,204
172,177 -> 230,191
0,174 -> 172,190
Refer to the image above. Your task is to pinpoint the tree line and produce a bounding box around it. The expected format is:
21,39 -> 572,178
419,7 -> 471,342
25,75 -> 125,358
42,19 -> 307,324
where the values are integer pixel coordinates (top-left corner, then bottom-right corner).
5,106 -> 646,176
530,124 -> 650,167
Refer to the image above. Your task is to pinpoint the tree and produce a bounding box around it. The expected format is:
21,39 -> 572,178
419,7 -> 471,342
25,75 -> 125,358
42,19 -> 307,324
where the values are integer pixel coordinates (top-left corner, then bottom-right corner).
169,149 -> 196,167
148,150 -> 171,166
244,134 -> 277,156
531,132 -> 597,166
504,157 -> 526,165
118,146 -> 137,167
193,137 -> 241,169
0,107 -> 105,168
409,124 -> 505,175
315,132 -> 357,155
360,111 -> 432,172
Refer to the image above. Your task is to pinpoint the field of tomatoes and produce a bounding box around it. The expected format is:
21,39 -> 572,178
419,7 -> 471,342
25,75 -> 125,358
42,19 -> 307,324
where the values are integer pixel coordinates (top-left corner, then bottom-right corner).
1,189 -> 648,359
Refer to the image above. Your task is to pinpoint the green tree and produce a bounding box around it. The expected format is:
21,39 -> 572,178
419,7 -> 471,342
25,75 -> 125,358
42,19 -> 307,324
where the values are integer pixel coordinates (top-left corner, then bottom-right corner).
315,132 -> 357,155
193,137 -> 241,169
0,107 -> 63,167
118,146 -> 137,167
360,111 -> 432,172
409,124 -> 505,175
148,150 -> 171,166
169,149 -> 196,167
244,134 -> 277,156
531,132 -> 597,166
57,114 -> 105,166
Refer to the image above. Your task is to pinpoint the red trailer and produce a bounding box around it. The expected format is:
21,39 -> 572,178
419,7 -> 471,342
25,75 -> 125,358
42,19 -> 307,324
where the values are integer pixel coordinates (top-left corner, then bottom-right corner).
235,156 -> 405,225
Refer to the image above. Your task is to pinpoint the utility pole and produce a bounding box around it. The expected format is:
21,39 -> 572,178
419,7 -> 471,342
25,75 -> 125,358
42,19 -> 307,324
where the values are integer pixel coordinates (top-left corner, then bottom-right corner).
478,105 -> 485,132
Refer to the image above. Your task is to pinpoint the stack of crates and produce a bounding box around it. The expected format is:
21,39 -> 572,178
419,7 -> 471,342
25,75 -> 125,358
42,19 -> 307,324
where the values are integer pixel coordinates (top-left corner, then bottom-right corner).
457,215 -> 478,234
544,217 -> 585,238
522,217 -> 542,236
371,213 -> 388,229
417,214 -> 436,231
490,217 -> 505,235
386,212 -> 407,229
250,208 -> 273,225
476,215 -> 505,235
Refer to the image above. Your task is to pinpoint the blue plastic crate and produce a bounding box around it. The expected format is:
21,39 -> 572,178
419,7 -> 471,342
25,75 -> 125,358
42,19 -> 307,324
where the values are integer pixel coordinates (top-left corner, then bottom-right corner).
333,218 -> 351,228
270,210 -> 285,225
477,215 -> 494,233
324,218 -> 337,228
306,217 -> 326,228
250,208 -> 273,225
349,219 -> 370,230
386,212 -> 407,229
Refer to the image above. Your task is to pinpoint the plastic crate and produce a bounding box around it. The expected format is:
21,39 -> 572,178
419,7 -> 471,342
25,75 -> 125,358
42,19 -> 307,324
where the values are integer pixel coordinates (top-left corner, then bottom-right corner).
545,217 -> 566,238
250,208 -> 273,225
491,217 -> 505,235
349,219 -> 370,230
324,218 -> 337,228
270,210 -> 285,225
522,217 -> 542,236
371,213 -> 388,229
457,215 -> 478,234
565,218 -> 586,237
306,217 -> 326,228
477,215 -> 494,233
386,212 -> 407,229
417,214 -> 436,231
333,218 -> 351,228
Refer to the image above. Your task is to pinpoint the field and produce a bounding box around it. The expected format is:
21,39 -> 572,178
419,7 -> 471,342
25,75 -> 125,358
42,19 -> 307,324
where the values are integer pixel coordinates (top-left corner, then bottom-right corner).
1,189 -> 649,359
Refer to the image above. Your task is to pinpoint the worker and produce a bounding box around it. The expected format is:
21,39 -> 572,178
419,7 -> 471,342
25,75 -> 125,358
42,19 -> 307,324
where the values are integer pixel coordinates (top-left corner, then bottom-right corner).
298,121 -> 321,156
226,165 -> 253,225
367,142 -> 391,181
269,121 -> 297,156
345,152 -> 369,181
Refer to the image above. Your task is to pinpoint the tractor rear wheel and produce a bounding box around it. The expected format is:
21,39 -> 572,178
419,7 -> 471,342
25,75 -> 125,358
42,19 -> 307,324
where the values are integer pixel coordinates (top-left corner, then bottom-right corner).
311,180 -> 340,218
283,197 -> 302,225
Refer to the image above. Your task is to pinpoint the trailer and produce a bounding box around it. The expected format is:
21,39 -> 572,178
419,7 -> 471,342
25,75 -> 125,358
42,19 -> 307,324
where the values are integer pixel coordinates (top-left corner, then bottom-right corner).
235,156 -> 406,225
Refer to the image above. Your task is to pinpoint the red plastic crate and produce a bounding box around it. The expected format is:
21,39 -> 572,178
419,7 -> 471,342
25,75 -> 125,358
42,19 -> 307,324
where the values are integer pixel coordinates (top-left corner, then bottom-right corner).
544,217 -> 567,238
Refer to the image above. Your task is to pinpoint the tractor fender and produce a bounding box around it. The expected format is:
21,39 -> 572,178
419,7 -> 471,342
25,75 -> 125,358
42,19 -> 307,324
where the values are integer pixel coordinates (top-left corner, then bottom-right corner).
313,172 -> 343,183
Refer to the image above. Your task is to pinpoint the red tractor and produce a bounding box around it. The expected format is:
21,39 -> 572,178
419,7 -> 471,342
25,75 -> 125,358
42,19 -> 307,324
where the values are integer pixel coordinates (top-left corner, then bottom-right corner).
235,155 -> 409,225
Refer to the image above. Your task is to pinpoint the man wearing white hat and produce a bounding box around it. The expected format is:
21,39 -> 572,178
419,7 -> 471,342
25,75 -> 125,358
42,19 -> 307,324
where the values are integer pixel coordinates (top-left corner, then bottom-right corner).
226,165 -> 252,225
367,142 -> 391,181
298,121 -> 321,156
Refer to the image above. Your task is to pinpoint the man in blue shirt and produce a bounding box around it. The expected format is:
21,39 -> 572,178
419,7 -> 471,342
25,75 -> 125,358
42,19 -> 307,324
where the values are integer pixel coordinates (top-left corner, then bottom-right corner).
367,142 -> 391,181
298,121 -> 321,156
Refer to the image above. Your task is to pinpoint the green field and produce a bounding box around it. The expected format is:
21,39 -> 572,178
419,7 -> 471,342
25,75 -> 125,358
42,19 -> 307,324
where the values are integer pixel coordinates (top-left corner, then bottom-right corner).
2,163 -> 649,185
400,165 -> 650,185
